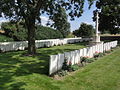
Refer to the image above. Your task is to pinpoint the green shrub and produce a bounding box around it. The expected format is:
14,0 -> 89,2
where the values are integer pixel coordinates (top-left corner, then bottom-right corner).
94,52 -> 105,58
0,34 -> 14,42
57,70 -> 68,77
66,33 -> 75,38
86,58 -> 95,63
70,64 -> 80,71
81,56 -> 95,64
62,58 -> 69,70
80,57 -> 88,63
73,23 -> 95,37
36,26 -> 63,40
1,22 -> 64,41
105,50 -> 111,54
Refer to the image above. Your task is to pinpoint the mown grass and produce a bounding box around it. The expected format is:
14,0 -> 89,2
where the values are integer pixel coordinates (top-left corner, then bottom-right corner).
0,42 -> 86,90
0,43 -> 120,90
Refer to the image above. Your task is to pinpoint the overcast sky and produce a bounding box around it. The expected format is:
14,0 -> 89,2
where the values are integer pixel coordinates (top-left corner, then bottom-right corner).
0,0 -> 96,31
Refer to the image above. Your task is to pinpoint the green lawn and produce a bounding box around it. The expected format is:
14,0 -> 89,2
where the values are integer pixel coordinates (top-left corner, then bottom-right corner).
0,43 -> 120,90
0,42 -> 86,90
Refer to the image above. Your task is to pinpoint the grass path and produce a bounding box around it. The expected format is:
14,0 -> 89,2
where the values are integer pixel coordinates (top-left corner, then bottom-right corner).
0,44 -> 120,90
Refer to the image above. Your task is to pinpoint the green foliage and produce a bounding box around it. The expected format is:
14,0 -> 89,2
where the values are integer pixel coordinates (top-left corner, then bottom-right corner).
0,34 -> 14,42
66,33 -> 75,38
62,58 -> 69,71
73,23 -> 95,37
94,0 -> 120,34
105,50 -> 111,54
0,0 -> 94,54
80,56 -> 88,63
86,58 -> 95,63
36,25 -> 63,40
1,22 -> 63,41
0,44 -> 120,89
57,70 -> 68,77
0,0 -> 94,22
51,7 -> 70,38
94,52 -> 106,59
1,21 -> 27,41
70,64 -> 80,71
62,58 -> 80,73
81,56 -> 95,64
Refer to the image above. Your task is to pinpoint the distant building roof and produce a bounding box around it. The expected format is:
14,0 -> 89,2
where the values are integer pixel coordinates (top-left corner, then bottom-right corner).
0,30 -> 5,33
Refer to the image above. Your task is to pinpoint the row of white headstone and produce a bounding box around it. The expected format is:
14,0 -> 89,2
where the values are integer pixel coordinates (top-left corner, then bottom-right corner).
0,37 -> 91,52
49,41 -> 118,75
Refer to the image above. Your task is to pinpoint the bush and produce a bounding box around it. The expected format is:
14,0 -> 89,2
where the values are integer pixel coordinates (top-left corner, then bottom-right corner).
0,34 -> 14,42
70,64 -> 80,71
81,56 -> 95,64
36,26 -> 63,40
105,50 -> 111,54
1,21 -> 27,41
80,56 -> 88,63
1,22 -> 64,41
86,58 -> 95,63
57,70 -> 68,77
73,23 -> 95,37
62,58 -> 69,70
94,52 -> 105,58
62,58 -> 80,72
66,33 -> 75,38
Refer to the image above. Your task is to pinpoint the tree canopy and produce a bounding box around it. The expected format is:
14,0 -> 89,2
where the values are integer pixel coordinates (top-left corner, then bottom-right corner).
0,0 -> 95,55
73,23 -> 95,37
1,21 -> 63,41
95,0 -> 120,34
50,7 -> 70,38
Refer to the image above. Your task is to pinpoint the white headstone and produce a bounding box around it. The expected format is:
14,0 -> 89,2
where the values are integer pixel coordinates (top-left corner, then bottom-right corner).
49,55 -> 58,75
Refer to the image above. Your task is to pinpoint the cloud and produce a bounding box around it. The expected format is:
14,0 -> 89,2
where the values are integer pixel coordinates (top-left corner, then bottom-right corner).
40,16 -> 49,26
40,16 -> 53,26
0,19 -> 9,24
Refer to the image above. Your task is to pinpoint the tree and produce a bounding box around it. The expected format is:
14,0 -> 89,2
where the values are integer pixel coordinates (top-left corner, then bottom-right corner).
1,21 -> 63,40
35,25 -> 63,39
1,21 -> 27,41
0,0 -> 95,55
73,23 -> 95,37
50,7 -> 70,38
94,0 -> 120,34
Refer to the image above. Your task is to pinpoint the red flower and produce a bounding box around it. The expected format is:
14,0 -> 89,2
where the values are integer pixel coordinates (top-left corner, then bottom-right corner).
95,51 -> 99,53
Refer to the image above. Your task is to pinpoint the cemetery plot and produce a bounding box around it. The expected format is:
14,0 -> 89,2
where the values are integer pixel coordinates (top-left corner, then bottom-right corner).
49,41 -> 118,75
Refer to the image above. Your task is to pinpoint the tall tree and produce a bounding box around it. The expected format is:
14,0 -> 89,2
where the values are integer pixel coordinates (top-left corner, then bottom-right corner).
50,7 -> 70,38
73,23 -> 95,37
0,0 -> 95,55
94,0 -> 120,34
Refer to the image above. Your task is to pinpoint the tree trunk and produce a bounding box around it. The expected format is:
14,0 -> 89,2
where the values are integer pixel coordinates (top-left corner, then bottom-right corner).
26,17 -> 36,55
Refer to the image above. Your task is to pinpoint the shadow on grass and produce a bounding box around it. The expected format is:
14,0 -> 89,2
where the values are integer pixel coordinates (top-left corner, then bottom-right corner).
0,42 -> 86,89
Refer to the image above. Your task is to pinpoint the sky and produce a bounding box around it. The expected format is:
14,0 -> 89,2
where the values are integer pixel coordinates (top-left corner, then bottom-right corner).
70,1 -> 97,31
0,0 -> 97,31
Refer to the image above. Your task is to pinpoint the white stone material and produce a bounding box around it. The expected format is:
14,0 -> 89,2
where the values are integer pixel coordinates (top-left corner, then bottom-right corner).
74,50 -> 80,64
71,51 -> 75,65
83,48 -> 87,57
1,37 -> 90,52
49,55 -> 59,75
49,41 -> 118,75
57,54 -> 64,70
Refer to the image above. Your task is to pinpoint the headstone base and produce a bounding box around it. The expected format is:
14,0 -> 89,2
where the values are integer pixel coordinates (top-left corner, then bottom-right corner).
89,36 -> 103,46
